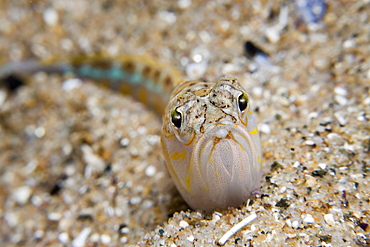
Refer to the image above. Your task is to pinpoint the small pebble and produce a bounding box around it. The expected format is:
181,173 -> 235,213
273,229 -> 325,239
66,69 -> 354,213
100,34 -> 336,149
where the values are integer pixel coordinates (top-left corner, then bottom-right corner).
302,214 -> 315,224
142,200 -> 154,209
34,229 -> 44,239
335,95 -> 348,106
81,144 -> 105,179
120,137 -> 130,147
363,96 -> 370,106
307,111 -> 319,121
265,27 -> 280,43
221,63 -> 238,75
130,196 -> 142,205
120,236 -> 128,244
265,6 -> 288,43
254,54 -> 280,73
286,219 -> 292,228
357,113 -> 366,121
43,8 -> 58,26
0,90 -> 6,107
306,176 -> 317,187
259,123 -> 271,134
248,62 -> 258,73
318,163 -> 326,169
343,142 -> 356,152
30,195 -> 43,207
293,161 -> 301,168
186,61 -> 208,80
252,86 -> 263,97
60,38 -> 74,51
72,228 -> 91,247
316,125 -> 326,133
324,214 -> 335,226
334,112 -> 348,125
186,235 -> 195,242
334,87 -> 348,95
34,127 -> 45,138
58,232 -> 69,244
62,78 -> 83,91
13,186 -> 32,205
342,40 -> 356,49
145,165 -> 156,177
327,133 -> 341,141
62,143 -> 73,156
304,140 -> 316,146
146,135 -> 160,145
137,126 -> 147,135
214,211 -> 223,217
101,234 -> 111,244
90,233 -> 100,242
179,220 -> 189,228
158,11 -> 177,24
4,212 -> 18,228
313,58 -> 330,70
120,227 -> 130,235
178,0 -> 191,9
48,212 -> 62,221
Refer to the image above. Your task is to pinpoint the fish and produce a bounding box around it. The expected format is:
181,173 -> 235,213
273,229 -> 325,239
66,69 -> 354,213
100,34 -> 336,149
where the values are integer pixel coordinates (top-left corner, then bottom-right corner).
0,54 -> 263,212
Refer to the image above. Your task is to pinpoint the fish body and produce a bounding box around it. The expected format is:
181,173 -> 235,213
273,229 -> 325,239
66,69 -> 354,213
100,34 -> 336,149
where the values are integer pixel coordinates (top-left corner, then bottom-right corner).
0,55 -> 263,212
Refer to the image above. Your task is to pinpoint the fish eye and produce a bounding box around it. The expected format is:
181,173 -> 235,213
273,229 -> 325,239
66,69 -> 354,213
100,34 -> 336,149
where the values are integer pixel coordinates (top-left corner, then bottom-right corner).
237,92 -> 249,112
171,107 -> 182,128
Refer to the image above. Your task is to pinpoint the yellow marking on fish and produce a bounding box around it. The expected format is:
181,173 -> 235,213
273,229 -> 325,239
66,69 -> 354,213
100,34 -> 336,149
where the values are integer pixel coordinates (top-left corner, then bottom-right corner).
119,84 -> 132,95
138,85 -> 148,105
185,175 -> 193,193
248,127 -> 258,135
258,156 -> 263,167
169,151 -> 187,160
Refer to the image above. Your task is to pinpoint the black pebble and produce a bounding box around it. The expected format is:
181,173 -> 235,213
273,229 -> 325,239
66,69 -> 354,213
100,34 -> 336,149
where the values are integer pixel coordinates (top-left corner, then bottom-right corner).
1,74 -> 25,92
244,41 -> 267,58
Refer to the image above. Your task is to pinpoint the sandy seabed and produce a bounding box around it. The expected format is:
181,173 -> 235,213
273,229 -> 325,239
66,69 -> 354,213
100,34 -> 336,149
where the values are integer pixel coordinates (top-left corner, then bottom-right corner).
0,0 -> 369,246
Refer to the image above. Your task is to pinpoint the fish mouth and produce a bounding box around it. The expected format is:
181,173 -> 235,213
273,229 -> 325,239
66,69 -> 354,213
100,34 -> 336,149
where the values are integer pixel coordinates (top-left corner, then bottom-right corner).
191,124 -> 261,204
